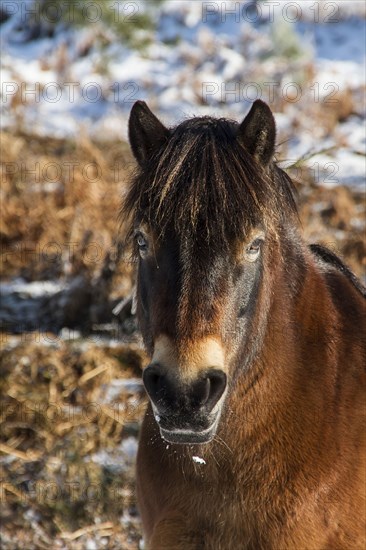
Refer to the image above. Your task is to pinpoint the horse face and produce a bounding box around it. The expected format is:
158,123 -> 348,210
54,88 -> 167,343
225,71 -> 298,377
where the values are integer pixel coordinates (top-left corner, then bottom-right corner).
127,100 -> 277,444
134,226 -> 265,444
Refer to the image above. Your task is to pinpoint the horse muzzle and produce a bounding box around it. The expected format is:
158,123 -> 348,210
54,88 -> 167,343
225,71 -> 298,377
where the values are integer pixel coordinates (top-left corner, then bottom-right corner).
143,364 -> 227,444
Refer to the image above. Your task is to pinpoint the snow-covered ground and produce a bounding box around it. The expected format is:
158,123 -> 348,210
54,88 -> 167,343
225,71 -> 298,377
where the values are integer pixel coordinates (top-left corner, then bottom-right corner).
1,0 -> 365,187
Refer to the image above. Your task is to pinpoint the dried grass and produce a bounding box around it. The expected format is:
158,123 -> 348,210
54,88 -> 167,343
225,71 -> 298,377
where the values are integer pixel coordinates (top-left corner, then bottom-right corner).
0,129 -> 133,289
0,337 -> 147,549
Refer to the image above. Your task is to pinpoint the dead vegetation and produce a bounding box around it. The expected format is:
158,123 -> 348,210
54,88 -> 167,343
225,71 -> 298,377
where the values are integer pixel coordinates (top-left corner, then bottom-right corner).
0,129 -> 138,334
1,129 -> 133,282
0,337 -> 147,549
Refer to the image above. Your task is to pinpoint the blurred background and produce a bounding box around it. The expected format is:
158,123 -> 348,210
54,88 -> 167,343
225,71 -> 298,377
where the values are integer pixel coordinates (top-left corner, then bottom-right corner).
0,1 -> 365,548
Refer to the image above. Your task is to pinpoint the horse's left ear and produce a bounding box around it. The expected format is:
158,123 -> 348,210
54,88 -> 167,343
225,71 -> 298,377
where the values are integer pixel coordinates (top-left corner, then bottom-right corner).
129,101 -> 170,166
237,100 -> 276,165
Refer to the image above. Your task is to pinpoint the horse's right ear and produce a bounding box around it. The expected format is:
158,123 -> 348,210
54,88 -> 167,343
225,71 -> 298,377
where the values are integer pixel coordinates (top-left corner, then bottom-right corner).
237,100 -> 276,166
129,101 -> 170,166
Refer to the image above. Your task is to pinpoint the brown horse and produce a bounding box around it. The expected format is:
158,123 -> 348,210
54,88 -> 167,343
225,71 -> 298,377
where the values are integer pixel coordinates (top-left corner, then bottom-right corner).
123,99 -> 366,549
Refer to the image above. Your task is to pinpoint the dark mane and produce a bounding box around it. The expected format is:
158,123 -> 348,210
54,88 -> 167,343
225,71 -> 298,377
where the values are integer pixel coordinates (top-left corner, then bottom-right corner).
310,244 -> 366,297
123,116 -> 297,249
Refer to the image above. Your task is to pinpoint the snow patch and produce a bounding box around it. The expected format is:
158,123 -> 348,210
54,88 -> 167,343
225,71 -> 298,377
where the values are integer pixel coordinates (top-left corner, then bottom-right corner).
88,436 -> 138,472
0,279 -> 65,297
101,378 -> 143,403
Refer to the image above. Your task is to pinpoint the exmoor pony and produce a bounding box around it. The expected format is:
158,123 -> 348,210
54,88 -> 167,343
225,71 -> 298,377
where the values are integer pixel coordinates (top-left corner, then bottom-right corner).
123,99 -> 366,549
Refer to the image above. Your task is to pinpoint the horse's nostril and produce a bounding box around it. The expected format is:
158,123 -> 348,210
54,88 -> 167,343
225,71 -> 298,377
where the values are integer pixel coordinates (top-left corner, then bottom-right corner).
150,373 -> 160,388
143,365 -> 165,400
206,370 -> 227,411
202,377 -> 211,403
194,370 -> 227,413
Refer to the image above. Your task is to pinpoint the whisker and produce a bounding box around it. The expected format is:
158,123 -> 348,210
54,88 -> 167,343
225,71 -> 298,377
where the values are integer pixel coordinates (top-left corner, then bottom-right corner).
214,434 -> 233,455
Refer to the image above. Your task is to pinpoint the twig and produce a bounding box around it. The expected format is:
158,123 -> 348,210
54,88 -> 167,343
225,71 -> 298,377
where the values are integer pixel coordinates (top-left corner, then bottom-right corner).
0,442 -> 40,461
79,364 -> 110,385
60,521 -> 114,541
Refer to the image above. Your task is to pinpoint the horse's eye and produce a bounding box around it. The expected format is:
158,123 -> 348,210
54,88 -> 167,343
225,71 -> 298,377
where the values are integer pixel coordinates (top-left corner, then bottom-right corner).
246,238 -> 263,261
137,235 -> 146,247
136,233 -> 148,254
